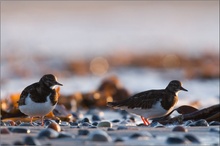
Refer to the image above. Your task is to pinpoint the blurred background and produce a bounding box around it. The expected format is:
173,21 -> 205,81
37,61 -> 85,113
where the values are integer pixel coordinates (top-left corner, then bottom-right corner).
1,1 -> 219,109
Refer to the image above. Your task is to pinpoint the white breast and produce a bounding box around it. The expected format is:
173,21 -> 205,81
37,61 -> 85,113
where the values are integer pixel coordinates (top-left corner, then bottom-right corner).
19,94 -> 56,117
120,100 -> 173,119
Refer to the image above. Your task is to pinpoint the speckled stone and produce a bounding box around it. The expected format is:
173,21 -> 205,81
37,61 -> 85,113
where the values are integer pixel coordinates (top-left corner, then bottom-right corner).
184,134 -> 200,144
24,136 -> 42,145
172,126 -> 188,132
97,121 -> 112,128
37,129 -> 59,139
88,130 -> 112,142
11,128 -> 31,134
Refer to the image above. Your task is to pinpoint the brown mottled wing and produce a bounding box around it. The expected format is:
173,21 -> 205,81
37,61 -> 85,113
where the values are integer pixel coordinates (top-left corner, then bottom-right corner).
108,89 -> 168,109
17,83 -> 39,106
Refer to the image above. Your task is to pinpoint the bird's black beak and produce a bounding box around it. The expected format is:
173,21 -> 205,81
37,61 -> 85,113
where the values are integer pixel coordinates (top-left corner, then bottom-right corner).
180,86 -> 187,91
55,81 -> 63,86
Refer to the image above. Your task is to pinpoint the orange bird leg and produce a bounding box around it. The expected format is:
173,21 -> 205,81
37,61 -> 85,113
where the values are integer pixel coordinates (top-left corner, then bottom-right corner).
141,116 -> 149,125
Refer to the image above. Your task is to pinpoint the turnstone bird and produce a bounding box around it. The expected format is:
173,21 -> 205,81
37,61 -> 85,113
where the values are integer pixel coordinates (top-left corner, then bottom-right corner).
107,80 -> 187,125
17,74 -> 63,125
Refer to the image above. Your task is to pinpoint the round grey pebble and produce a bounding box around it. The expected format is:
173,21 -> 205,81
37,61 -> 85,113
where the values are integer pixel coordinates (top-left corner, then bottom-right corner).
24,136 -> 41,145
117,126 -> 128,130
184,134 -> 200,144
78,129 -> 90,136
97,121 -> 112,128
166,136 -> 186,144
11,127 -> 31,134
88,130 -> 112,142
37,129 -> 59,139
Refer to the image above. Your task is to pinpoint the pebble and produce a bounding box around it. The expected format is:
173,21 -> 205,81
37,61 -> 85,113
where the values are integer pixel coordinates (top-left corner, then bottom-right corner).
117,126 -> 128,130
81,118 -> 90,123
209,121 -> 220,126
60,121 -> 70,126
107,128 -> 115,131
19,123 -> 34,126
37,129 -> 59,139
184,134 -> 200,144
46,122 -> 61,132
190,119 -> 209,127
69,122 -> 79,126
78,129 -> 90,136
129,133 -> 150,140
92,115 -> 101,121
88,130 -> 112,142
166,136 -> 186,144
172,126 -> 188,132
0,128 -> 11,134
80,122 -> 92,127
114,137 -> 124,142
184,120 -> 193,126
58,132 -> 74,138
11,127 -> 31,134
111,119 -> 120,123
97,121 -> 112,128
13,141 -> 25,145
24,136 -> 42,145
88,125 -> 97,129
92,121 -> 99,126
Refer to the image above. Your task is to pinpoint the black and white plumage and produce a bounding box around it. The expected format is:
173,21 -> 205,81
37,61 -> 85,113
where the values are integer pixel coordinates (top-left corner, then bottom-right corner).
18,74 -> 63,125
107,80 -> 187,125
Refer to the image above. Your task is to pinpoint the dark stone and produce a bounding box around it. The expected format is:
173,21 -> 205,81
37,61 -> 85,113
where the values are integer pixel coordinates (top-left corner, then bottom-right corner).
89,125 -> 97,129
209,121 -> 220,126
114,138 -> 124,142
117,126 -> 128,130
92,115 -> 101,121
19,123 -> 34,126
11,128 -> 31,134
111,119 -> 120,123
130,133 -> 143,139
172,126 -> 188,132
184,134 -> 200,144
81,118 -> 90,123
37,129 -> 59,139
107,128 -> 114,131
69,122 -> 79,126
81,122 -> 91,127
78,129 -> 90,136
13,141 -> 25,145
24,136 -> 41,145
58,132 -> 74,138
166,136 -> 186,144
92,121 -> 99,126
184,120 -> 193,126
